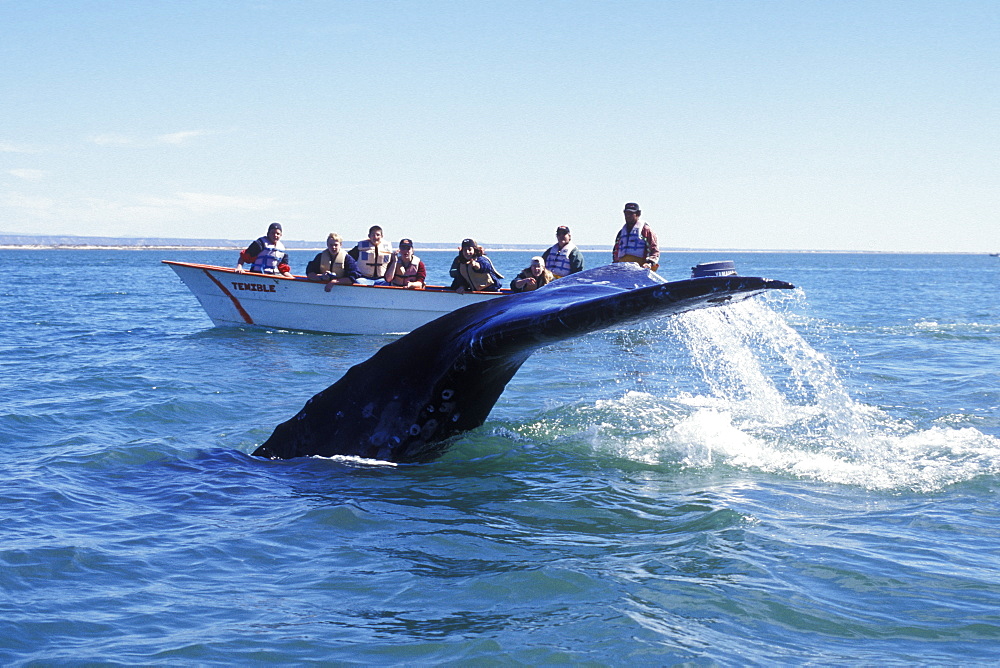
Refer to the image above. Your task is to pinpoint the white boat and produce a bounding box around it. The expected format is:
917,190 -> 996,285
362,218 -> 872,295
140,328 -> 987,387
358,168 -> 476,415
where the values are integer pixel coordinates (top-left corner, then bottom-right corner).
163,260 -> 508,335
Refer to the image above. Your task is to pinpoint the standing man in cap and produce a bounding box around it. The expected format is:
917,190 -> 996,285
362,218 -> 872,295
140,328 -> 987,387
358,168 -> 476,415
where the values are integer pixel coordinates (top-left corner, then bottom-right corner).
384,238 -> 427,289
236,222 -> 293,277
541,225 -> 584,278
612,202 -> 659,271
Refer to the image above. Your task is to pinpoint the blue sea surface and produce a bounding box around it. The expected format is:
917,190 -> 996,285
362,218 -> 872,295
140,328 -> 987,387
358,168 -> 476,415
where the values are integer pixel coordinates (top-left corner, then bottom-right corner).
2,249 -> 999,665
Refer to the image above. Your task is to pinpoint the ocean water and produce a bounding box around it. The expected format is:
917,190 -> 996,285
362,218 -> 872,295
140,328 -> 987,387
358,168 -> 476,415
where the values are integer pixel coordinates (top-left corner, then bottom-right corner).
2,249 -> 999,665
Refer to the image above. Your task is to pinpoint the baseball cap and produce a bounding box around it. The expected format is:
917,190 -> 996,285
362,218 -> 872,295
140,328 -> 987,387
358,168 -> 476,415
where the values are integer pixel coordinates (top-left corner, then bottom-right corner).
623,203 -> 640,213
398,238 -> 413,249
556,225 -> 570,235
268,222 -> 283,231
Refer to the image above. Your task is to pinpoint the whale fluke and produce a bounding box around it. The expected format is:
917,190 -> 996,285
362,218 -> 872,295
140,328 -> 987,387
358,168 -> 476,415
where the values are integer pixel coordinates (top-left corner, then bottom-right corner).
252,263 -> 794,463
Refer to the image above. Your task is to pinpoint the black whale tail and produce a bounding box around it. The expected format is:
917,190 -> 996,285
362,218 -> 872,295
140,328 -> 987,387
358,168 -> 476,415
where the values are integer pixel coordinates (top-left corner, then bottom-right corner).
253,263 -> 794,462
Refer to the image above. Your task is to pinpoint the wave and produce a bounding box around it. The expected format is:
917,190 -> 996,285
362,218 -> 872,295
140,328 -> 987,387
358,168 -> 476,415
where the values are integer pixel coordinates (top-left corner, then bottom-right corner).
499,294 -> 1000,492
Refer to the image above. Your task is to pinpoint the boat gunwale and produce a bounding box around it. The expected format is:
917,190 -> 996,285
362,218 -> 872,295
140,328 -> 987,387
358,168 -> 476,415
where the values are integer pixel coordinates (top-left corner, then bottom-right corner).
161,260 -> 512,296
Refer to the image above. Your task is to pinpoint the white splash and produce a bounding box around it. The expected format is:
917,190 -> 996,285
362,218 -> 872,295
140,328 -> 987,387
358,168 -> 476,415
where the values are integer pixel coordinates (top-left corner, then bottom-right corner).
312,454 -> 397,467
604,296 -> 1000,492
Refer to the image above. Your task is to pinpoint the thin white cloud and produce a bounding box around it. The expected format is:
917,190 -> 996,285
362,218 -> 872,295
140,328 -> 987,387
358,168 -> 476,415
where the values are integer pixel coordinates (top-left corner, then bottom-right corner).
158,130 -> 207,145
3,192 -> 55,212
89,130 -> 209,147
2,189 -> 282,237
140,192 -> 277,212
90,133 -> 137,146
0,141 -> 41,154
7,169 -> 46,181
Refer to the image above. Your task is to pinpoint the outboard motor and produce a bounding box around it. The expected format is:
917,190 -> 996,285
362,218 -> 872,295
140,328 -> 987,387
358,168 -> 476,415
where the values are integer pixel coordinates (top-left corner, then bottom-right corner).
691,260 -> 737,278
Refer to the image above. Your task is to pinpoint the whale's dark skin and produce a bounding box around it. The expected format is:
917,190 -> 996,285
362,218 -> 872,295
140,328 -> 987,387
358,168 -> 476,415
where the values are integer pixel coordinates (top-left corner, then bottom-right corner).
251,263 -> 794,463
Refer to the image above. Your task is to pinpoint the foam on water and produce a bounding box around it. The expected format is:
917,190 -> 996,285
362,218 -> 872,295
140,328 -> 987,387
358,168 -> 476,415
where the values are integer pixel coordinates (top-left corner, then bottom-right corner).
313,454 -> 399,467
596,295 -> 1000,492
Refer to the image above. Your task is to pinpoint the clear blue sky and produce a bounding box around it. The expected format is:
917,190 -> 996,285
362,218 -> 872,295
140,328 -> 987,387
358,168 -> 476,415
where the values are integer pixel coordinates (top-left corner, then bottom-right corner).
2,0 -> 998,251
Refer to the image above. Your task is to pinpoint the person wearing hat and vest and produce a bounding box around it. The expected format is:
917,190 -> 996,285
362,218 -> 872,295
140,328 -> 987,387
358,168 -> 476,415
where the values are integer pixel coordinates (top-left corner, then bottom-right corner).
348,225 -> 394,285
612,202 -> 659,271
449,238 -> 504,293
306,232 -> 362,287
510,256 -> 555,293
384,238 -> 427,289
541,225 -> 584,278
236,222 -> 292,277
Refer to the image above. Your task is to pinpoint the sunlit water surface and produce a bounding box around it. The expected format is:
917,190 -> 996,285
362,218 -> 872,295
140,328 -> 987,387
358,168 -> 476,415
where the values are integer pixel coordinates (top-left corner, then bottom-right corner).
2,250 -> 999,664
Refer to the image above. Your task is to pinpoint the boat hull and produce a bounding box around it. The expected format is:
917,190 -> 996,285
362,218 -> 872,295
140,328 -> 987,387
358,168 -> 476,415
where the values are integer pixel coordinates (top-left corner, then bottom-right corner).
163,261 -> 506,335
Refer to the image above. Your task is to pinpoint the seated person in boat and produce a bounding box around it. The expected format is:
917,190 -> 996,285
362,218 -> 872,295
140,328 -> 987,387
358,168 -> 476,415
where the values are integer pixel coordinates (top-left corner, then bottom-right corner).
235,222 -> 293,277
510,256 -> 555,293
449,238 -> 504,293
305,233 -> 361,287
541,225 -> 584,278
384,238 -> 426,289
348,225 -> 394,285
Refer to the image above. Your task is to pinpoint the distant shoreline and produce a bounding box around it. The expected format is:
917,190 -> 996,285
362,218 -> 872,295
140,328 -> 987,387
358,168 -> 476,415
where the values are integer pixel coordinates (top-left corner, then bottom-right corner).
0,244 -> 991,255
0,244 -> 245,251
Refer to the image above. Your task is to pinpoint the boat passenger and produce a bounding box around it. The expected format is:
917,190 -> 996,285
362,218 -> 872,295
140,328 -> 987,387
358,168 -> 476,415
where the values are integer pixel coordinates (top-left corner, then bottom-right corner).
305,233 -> 362,288
541,225 -> 584,278
348,225 -> 394,285
384,238 -> 427,289
510,256 -> 555,293
612,202 -> 659,271
449,238 -> 504,293
236,222 -> 293,277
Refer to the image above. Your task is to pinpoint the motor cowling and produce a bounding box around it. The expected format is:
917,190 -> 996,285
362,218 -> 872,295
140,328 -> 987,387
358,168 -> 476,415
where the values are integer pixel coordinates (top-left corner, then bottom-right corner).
691,260 -> 737,278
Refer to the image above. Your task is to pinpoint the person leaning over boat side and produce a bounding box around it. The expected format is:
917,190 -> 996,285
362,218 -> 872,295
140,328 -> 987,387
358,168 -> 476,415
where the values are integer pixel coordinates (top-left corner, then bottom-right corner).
541,225 -> 584,278
449,238 -> 504,293
612,202 -> 659,271
510,256 -> 555,293
384,238 -> 426,289
348,225 -> 394,285
305,233 -> 362,289
235,222 -> 293,277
